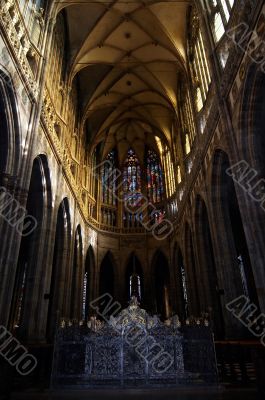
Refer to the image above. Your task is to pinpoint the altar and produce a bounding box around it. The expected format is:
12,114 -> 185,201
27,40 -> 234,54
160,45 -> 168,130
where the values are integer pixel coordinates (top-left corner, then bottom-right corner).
52,299 -> 218,388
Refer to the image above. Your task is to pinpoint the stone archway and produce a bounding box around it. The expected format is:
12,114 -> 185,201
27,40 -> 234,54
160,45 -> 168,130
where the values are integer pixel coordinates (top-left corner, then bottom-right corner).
211,149 -> 259,337
152,250 -> 171,320
9,155 -> 52,338
0,69 -> 21,181
184,223 -> 200,317
174,244 -> 189,320
195,195 -> 224,338
98,251 -> 115,316
47,198 -> 71,340
125,253 -> 144,304
82,245 -> 96,319
70,225 -> 83,319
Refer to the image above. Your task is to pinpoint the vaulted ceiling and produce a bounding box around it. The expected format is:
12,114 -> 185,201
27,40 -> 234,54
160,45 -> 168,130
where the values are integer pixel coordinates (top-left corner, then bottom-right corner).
55,0 -> 191,163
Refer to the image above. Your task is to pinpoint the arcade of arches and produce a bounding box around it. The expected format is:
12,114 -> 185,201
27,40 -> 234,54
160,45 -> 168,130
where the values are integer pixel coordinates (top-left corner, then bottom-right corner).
0,0 -> 265,394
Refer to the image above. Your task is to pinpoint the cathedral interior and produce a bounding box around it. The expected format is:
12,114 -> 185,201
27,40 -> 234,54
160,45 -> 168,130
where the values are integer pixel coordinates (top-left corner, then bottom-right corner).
0,0 -> 265,399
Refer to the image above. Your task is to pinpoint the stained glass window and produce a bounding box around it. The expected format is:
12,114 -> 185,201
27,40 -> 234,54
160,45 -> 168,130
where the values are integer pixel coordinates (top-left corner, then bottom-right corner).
123,149 -> 142,207
146,149 -> 163,204
165,149 -> 176,198
180,265 -> 189,317
155,137 -> 176,198
82,271 -> 88,320
102,150 -> 117,206
129,274 -> 141,300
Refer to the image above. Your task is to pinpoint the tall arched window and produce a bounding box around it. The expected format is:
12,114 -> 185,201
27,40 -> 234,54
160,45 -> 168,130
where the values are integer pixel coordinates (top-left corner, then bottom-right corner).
123,148 -> 142,207
177,165 -> 182,184
130,274 -> 142,300
82,271 -> 88,319
146,149 -> 163,204
82,246 -> 94,320
70,226 -> 82,319
46,12 -> 67,97
126,254 -> 143,302
180,264 -> 188,317
175,248 -> 189,320
99,252 -> 115,315
155,137 -> 176,198
101,149 -> 117,227
214,12 -> 225,42
89,149 -> 97,199
188,9 -> 211,111
102,149 -> 117,206
209,0 -> 235,43
153,251 -> 171,320
123,149 -> 143,228
165,149 -> 176,197
179,81 -> 197,153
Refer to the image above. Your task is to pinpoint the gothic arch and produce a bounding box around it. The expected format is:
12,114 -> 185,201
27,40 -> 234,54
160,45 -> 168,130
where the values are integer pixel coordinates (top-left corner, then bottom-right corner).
125,253 -> 144,303
239,64 -> 265,169
70,225 -> 83,319
174,243 -> 189,320
194,195 -> 224,338
82,245 -> 95,319
0,69 -> 21,180
152,250 -> 171,320
236,64 -> 265,312
9,155 -> 52,337
47,198 -> 71,340
184,222 -> 200,317
211,149 -> 259,337
99,251 -> 115,315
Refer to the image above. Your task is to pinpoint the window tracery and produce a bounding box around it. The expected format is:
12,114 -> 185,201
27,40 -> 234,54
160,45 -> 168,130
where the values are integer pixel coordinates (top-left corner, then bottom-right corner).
123,148 -> 142,208
155,137 -> 176,198
208,0 -> 235,43
188,9 -> 211,112
146,149 -> 163,204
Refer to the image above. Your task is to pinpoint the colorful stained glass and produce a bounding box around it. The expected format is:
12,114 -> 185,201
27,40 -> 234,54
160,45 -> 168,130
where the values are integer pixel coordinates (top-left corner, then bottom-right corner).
102,150 -> 117,206
146,149 -> 163,204
123,149 -> 142,207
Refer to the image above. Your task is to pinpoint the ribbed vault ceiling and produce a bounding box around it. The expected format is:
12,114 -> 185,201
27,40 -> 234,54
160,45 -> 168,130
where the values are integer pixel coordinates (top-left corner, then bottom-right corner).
55,0 -> 190,163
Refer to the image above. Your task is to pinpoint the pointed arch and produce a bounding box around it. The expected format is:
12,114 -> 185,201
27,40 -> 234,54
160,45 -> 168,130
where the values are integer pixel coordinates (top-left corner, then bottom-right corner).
0,69 -> 21,180
194,195 -> 224,338
101,148 -> 118,227
184,222 -> 200,317
239,64 -> 265,170
152,250 -> 171,320
46,198 -> 71,340
9,155 -> 52,337
70,225 -> 83,319
174,244 -> 189,320
125,253 -> 144,303
122,148 -> 143,228
237,64 -> 265,313
82,245 -> 95,319
145,147 -> 164,204
99,251 -> 115,315
211,149 -> 259,336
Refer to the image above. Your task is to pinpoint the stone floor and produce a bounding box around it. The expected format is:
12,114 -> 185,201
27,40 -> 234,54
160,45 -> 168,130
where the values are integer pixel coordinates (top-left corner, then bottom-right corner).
5,387 -> 261,400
